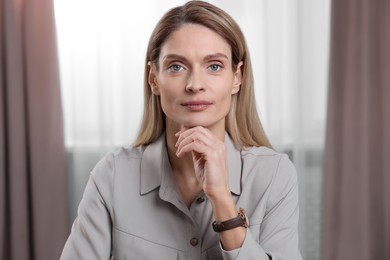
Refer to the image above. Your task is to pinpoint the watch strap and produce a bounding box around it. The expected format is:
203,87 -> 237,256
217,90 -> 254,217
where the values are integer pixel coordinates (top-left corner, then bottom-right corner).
212,208 -> 248,232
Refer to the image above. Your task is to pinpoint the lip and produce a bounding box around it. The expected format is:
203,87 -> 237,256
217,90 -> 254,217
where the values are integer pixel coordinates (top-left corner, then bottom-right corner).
181,101 -> 212,111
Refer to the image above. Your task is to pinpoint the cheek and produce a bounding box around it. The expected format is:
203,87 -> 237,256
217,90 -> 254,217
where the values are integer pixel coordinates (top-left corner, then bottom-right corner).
214,81 -> 235,101
210,73 -> 235,91
157,82 -> 182,112
159,87 -> 178,103
158,93 -> 173,117
158,77 -> 186,99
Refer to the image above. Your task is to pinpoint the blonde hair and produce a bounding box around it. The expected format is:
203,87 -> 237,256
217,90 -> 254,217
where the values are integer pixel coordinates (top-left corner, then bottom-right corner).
134,1 -> 271,149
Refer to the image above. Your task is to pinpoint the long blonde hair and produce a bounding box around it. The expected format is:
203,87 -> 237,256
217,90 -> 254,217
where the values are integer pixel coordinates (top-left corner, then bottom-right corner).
134,1 -> 271,149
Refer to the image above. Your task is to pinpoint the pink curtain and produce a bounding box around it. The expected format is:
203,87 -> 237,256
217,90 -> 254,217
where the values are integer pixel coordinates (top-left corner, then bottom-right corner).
0,0 -> 69,259
322,0 -> 390,259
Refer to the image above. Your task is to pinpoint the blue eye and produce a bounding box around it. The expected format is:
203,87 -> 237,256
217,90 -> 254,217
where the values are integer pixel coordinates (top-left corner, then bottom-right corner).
169,64 -> 183,72
208,64 -> 222,72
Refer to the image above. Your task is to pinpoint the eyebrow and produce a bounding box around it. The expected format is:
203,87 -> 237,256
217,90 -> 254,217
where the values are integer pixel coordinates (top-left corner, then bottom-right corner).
203,53 -> 229,61
162,53 -> 229,63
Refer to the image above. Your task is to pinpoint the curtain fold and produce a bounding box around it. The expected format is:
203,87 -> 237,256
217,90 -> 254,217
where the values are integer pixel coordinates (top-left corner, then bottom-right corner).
0,0 -> 69,259
323,0 -> 390,259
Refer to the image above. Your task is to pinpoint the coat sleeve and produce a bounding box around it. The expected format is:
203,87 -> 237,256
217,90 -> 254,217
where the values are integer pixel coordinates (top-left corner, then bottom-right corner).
222,155 -> 302,260
60,155 -> 114,260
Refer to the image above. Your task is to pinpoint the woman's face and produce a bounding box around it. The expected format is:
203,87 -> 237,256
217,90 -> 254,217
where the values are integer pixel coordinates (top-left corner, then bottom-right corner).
149,23 -> 242,132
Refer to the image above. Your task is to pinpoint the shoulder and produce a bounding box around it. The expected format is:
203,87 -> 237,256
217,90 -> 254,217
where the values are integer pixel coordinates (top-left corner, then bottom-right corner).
90,145 -> 146,187
240,146 -> 297,197
92,145 -> 144,172
239,146 -> 298,217
241,146 -> 296,177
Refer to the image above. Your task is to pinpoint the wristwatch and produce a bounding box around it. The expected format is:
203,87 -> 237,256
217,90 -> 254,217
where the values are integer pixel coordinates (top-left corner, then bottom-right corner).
212,208 -> 248,232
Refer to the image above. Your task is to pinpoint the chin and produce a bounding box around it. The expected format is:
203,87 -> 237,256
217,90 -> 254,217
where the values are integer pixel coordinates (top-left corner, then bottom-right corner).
168,113 -> 226,130
182,122 -> 208,128
181,119 -> 225,130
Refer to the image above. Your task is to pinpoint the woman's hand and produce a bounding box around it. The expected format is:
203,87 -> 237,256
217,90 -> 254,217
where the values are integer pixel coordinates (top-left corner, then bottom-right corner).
175,126 -> 246,250
175,126 -> 230,200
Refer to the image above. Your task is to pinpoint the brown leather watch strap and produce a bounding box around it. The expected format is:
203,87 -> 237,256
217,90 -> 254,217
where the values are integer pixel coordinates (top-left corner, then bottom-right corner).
212,208 -> 248,232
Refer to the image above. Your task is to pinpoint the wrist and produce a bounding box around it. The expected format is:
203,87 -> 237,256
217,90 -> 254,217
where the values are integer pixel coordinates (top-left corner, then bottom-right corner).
206,185 -> 230,202
209,191 -> 237,222
212,208 -> 248,232
208,191 -> 247,250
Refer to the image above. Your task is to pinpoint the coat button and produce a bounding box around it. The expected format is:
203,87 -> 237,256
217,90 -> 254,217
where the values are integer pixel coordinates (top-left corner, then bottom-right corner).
196,196 -> 205,204
190,238 -> 199,246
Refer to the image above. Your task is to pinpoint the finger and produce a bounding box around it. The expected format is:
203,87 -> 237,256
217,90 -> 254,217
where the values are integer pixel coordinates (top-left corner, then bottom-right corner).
176,133 -> 217,159
176,138 -> 209,158
175,127 -> 213,148
174,126 -> 188,137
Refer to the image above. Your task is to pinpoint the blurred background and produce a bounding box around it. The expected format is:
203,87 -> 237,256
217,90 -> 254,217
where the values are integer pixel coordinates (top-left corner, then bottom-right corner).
1,0 -> 389,259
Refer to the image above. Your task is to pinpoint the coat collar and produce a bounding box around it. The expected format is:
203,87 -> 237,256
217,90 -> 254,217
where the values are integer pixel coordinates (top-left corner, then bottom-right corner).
140,132 -> 242,196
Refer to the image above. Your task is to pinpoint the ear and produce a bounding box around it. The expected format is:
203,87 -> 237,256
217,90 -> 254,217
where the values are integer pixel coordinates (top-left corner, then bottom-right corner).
148,62 -> 160,95
231,61 -> 243,95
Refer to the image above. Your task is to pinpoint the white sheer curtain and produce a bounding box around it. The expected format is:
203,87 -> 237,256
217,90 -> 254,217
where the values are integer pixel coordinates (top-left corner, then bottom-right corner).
54,1 -> 330,259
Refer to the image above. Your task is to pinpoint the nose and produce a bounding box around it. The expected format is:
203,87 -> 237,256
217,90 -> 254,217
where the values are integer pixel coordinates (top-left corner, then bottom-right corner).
185,69 -> 205,93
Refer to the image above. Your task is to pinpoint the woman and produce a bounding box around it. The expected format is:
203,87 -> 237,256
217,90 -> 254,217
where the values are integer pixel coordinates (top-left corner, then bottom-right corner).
61,1 -> 302,259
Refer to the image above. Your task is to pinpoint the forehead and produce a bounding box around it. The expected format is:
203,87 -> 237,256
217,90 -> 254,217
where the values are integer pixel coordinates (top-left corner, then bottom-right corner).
159,23 -> 232,60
